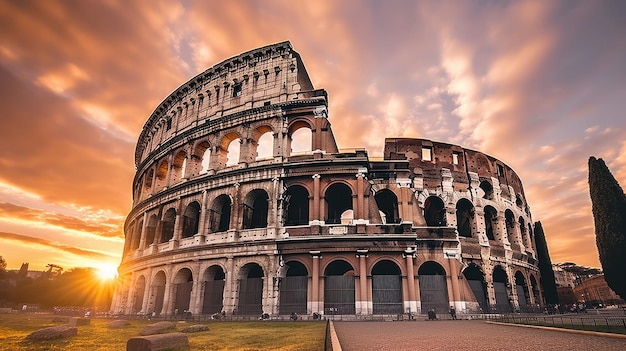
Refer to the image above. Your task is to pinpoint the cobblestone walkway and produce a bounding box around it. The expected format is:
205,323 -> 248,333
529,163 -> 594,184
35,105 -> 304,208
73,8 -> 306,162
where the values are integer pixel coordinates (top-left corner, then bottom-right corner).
332,320 -> 626,351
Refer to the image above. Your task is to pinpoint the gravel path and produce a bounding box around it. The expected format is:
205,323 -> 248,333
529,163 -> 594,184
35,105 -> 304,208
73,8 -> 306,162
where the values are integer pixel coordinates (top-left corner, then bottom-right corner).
332,320 -> 626,351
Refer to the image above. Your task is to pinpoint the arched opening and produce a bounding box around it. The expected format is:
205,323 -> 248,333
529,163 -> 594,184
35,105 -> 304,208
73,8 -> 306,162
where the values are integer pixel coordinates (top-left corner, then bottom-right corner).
150,271 -> 166,316
375,189 -> 400,224
173,268 -> 193,318
182,201 -> 201,238
530,275 -> 540,309
324,260 -> 355,315
289,124 -> 312,154
145,214 -> 158,247
209,194 -> 231,233
142,169 -> 154,198
226,138 -> 241,166
279,261 -> 308,314
256,131 -> 274,160
455,199 -> 474,238
493,266 -> 511,313
515,271 -> 530,312
325,183 -> 352,224
133,276 -> 146,313
462,264 -> 488,312
516,194 -> 523,208
243,189 -> 269,229
418,261 -> 449,314
170,150 -> 187,184
505,209 -> 515,244
519,217 -> 527,247
202,265 -> 225,315
131,219 -> 142,250
284,185 -> 310,226
154,159 -> 169,191
372,260 -> 403,314
160,208 -> 176,243
200,148 -> 211,173
484,206 -> 497,241
424,196 -> 446,226
479,180 -> 493,200
189,140 -> 210,176
238,263 -> 264,315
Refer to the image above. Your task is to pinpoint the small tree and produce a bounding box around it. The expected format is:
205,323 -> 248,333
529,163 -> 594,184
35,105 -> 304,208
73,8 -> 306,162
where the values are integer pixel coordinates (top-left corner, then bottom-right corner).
534,222 -> 558,304
588,156 -> 626,299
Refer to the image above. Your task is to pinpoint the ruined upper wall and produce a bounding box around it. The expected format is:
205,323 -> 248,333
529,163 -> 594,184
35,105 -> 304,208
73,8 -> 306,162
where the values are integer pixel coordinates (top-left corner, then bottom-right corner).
135,41 -> 318,166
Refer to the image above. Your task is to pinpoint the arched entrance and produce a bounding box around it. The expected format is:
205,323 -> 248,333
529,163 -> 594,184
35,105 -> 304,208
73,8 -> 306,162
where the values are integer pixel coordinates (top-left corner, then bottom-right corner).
150,271 -> 166,316
462,264 -> 488,312
324,260 -> 355,315
372,260 -> 403,314
173,268 -> 193,318
243,189 -> 269,229
418,261 -> 449,314
279,261 -> 308,314
202,265 -> 225,315
515,271 -> 530,312
133,276 -> 146,313
493,266 -> 511,313
238,263 -> 264,315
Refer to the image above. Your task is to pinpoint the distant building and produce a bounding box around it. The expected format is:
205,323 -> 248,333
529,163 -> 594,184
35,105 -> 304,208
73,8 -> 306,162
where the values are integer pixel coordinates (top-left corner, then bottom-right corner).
552,264 -> 576,288
574,275 -> 625,307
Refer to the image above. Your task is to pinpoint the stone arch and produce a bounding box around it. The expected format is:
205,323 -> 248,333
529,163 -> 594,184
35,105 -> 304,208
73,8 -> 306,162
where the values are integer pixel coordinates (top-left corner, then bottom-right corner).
130,218 -> 143,250
154,159 -> 169,192
479,180 -> 493,200
325,182 -> 353,224
492,266 -> 511,313
455,198 -> 474,238
514,271 -> 530,312
237,263 -> 264,315
182,201 -> 201,238
529,274 -> 540,308
484,205 -> 497,241
202,265 -> 225,315
279,261 -> 308,314
173,268 -> 194,317
150,270 -> 167,316
516,194 -> 524,208
424,196 -> 446,226
324,260 -> 356,315
253,125 -> 275,160
209,194 -> 232,233
133,275 -> 146,313
505,209 -> 515,244
242,189 -> 269,229
284,185 -> 310,226
375,189 -> 400,224
463,263 -> 488,312
142,168 -> 154,198
475,154 -> 492,173
145,214 -> 158,247
288,119 -> 313,155
170,149 -> 187,184
190,140 -> 211,176
518,216 -> 526,248
418,261 -> 449,314
371,260 -> 403,314
217,132 -> 241,168
160,208 -> 176,243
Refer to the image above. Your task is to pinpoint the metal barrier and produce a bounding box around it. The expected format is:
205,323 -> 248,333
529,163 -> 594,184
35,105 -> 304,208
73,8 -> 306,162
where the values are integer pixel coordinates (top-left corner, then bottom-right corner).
486,314 -> 626,334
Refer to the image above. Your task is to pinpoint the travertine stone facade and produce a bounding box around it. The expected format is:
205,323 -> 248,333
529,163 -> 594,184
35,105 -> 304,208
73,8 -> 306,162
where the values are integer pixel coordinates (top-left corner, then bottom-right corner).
111,42 -> 542,319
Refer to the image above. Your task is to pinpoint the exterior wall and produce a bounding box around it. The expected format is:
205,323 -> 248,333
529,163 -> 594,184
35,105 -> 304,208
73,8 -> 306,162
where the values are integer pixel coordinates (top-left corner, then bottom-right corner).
112,42 -> 543,318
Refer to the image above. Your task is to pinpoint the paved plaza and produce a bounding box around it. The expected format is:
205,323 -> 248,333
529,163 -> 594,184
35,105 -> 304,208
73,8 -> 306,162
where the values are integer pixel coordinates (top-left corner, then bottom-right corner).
332,320 -> 626,351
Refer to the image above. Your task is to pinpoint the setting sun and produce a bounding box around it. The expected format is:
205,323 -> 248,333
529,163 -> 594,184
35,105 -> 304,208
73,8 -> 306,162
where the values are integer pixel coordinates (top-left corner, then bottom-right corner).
95,263 -> 118,281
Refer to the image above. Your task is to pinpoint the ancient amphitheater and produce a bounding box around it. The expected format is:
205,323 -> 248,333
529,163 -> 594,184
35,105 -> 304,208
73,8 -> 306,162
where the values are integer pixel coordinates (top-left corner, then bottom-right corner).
111,41 -> 543,319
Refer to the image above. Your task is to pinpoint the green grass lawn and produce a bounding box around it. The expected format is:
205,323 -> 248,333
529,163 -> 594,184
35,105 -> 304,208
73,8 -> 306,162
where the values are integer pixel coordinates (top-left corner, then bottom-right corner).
0,313 -> 327,350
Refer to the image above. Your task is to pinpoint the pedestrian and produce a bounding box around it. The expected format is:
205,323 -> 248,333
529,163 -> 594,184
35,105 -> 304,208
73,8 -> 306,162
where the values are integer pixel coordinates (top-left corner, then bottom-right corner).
449,306 -> 457,320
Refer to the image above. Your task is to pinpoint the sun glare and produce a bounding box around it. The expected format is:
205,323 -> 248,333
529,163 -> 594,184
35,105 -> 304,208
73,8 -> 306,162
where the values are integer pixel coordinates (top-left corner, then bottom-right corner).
95,264 -> 118,281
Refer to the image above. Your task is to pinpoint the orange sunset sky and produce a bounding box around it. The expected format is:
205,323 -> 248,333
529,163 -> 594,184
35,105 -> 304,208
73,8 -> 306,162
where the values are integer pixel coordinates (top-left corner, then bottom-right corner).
1,0 -> 625,273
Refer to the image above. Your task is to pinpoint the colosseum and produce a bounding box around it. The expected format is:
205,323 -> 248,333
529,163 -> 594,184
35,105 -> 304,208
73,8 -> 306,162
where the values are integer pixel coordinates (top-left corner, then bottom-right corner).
111,41 -> 543,319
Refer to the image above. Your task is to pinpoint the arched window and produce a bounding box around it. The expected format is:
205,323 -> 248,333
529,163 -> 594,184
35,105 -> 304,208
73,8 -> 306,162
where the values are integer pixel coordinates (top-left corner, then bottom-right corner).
145,214 -> 158,246
505,209 -> 515,244
226,138 -> 241,166
243,189 -> 269,229
424,196 -> 446,226
455,199 -> 474,238
484,206 -> 497,241
209,194 -> 231,233
182,201 -> 201,238
375,189 -> 399,224
142,169 -> 154,198
325,183 -> 353,224
284,185 -> 309,226
479,180 -> 493,200
154,159 -> 169,191
256,131 -> 273,160
131,219 -> 143,250
170,150 -> 187,184
519,216 -> 526,246
290,124 -> 312,154
160,208 -> 176,243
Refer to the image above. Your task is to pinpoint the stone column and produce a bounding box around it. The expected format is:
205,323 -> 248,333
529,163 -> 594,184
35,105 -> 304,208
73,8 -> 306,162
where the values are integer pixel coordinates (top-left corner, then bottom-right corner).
312,174 -> 321,222
197,190 -> 209,236
404,249 -> 417,315
356,172 -> 365,220
223,257 -> 236,314
139,212 -> 149,250
447,259 -> 461,309
310,251 -> 321,313
357,250 -> 369,314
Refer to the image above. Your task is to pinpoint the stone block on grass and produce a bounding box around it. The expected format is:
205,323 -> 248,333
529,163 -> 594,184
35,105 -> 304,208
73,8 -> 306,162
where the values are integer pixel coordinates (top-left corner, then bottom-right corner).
68,317 -> 91,326
127,332 -> 189,351
25,325 -> 78,340
108,319 -> 131,328
181,324 -> 209,333
139,321 -> 177,336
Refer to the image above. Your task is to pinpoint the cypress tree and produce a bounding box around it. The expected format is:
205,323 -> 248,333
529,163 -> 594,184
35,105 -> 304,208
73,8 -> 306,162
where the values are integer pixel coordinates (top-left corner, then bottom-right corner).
588,156 -> 626,299
534,221 -> 558,304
